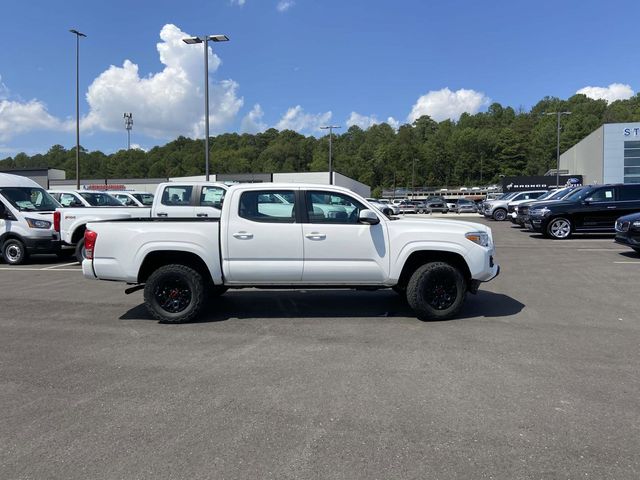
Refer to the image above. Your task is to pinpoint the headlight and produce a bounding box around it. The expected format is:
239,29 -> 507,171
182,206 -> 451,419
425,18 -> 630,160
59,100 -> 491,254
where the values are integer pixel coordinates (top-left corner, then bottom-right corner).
513,206 -> 519,212
530,207 -> 550,217
633,221 -> 640,228
466,231 -> 490,247
26,218 -> 52,229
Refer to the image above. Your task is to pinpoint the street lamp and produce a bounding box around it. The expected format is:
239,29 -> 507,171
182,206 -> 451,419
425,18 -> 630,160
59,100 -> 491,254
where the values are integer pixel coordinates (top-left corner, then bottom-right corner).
182,34 -> 230,181
320,125 -> 341,185
69,29 -> 86,189
545,111 -> 572,187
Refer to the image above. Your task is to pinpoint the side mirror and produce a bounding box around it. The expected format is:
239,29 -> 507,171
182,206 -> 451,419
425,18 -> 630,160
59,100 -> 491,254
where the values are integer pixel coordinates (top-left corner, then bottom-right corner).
359,209 -> 380,225
583,197 -> 593,204
212,201 -> 223,209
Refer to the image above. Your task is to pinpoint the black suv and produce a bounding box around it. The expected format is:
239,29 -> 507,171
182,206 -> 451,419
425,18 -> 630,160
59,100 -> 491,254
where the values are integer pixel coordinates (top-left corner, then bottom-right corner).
526,184 -> 640,239
614,212 -> 640,254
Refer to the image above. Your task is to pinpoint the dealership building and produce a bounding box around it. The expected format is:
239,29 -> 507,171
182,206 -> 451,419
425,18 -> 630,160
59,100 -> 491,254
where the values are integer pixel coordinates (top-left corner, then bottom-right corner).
560,122 -> 640,185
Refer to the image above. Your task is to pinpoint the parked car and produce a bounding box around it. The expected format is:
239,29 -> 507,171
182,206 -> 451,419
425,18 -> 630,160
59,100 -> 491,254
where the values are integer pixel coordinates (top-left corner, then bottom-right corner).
483,190 -> 547,221
0,173 -> 62,265
367,198 -> 399,215
54,182 -> 229,262
424,197 -> 448,214
112,191 -> 155,207
396,200 -> 417,214
517,187 -> 584,227
49,189 -> 125,208
451,199 -> 477,214
614,212 -> 640,254
507,188 -> 574,225
526,184 -> 640,239
82,183 -> 499,323
445,199 -> 458,210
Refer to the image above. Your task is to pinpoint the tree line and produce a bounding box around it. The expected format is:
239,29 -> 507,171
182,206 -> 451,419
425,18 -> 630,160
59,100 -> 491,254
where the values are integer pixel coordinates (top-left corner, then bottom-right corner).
3,93 -> 640,197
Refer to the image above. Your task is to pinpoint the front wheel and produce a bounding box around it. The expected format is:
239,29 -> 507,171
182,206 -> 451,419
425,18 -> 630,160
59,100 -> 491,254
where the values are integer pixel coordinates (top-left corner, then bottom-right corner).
144,264 -> 206,323
2,239 -> 28,265
492,208 -> 507,221
547,217 -> 572,239
406,262 -> 466,321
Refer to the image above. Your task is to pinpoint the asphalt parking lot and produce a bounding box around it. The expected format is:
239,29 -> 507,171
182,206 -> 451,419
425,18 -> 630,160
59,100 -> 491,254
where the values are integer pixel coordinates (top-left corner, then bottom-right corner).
1,215 -> 639,479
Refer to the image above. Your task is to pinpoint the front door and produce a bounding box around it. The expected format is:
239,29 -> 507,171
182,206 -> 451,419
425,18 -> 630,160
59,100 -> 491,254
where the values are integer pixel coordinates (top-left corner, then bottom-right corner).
576,186 -> 618,230
224,189 -> 303,284
301,190 -> 388,284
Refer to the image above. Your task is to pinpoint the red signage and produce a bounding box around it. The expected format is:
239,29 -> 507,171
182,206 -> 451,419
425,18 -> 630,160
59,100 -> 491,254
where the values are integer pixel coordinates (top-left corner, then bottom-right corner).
84,184 -> 127,191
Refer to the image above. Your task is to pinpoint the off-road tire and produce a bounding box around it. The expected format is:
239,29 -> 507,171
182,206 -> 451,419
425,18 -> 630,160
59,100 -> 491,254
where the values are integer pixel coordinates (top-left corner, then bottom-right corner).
2,239 -> 28,265
406,262 -> 466,321
144,264 -> 206,323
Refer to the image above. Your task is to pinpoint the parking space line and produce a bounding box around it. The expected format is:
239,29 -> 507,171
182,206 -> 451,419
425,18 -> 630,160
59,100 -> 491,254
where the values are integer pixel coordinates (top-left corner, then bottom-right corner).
0,267 -> 81,272
614,261 -> 640,264
577,248 -> 628,251
41,262 -> 79,270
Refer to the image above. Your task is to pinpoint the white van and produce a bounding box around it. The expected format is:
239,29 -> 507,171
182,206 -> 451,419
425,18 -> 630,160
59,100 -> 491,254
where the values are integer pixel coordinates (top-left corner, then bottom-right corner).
0,173 -> 62,264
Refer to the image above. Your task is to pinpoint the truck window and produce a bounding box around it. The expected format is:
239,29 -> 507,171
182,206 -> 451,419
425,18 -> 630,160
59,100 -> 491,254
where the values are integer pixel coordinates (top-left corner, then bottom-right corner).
306,191 -> 365,224
161,186 -> 193,206
239,190 -> 296,223
60,193 -> 83,207
200,186 -> 226,207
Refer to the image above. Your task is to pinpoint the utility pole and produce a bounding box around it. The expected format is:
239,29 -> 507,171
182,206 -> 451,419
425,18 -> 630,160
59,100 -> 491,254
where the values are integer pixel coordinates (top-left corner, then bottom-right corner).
124,113 -> 133,150
411,158 -> 416,199
320,125 -> 341,184
545,111 -> 571,187
69,29 -> 86,189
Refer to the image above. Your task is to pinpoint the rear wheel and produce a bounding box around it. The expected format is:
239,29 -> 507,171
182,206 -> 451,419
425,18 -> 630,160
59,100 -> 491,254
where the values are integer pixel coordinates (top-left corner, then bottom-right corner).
75,238 -> 86,263
406,262 -> 466,321
492,208 -> 507,221
144,264 -> 206,323
2,239 -> 28,265
547,217 -> 572,239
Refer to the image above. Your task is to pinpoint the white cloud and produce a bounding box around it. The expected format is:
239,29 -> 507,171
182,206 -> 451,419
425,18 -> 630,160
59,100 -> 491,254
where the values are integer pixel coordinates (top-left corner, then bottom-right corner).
576,83 -> 634,104
0,75 -> 9,101
241,104 -> 267,133
230,0 -> 246,5
275,105 -> 331,133
346,112 -> 400,130
277,0 -> 295,12
408,87 -> 490,123
83,24 -> 243,139
0,99 -> 68,142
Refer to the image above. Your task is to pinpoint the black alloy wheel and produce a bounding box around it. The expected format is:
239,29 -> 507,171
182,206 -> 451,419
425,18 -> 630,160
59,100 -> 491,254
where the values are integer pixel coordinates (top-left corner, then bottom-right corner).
144,264 -> 206,323
406,261 -> 466,321
492,208 -> 507,221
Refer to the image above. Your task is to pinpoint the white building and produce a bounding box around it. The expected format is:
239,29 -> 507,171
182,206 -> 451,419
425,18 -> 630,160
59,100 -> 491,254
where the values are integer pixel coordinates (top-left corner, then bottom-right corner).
560,122 -> 640,185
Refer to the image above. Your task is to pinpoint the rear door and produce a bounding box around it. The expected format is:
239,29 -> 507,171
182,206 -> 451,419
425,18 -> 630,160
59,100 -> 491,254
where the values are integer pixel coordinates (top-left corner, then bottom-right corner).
224,188 -> 303,284
301,190 -> 388,284
616,185 -> 640,218
194,185 -> 226,219
154,185 -> 195,218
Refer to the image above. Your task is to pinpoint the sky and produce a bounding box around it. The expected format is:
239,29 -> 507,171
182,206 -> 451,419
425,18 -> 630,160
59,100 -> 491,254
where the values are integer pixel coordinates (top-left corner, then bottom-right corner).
1,0 -> 639,157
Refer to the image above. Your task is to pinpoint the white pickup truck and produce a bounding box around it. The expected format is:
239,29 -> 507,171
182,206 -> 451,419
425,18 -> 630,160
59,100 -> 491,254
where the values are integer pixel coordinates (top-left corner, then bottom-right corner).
54,182 -> 228,262
83,183 -> 499,323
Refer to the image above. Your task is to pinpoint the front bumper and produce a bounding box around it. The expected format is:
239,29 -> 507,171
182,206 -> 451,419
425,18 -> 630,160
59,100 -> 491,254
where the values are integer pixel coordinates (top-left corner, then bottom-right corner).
22,236 -> 61,254
615,232 -> 640,248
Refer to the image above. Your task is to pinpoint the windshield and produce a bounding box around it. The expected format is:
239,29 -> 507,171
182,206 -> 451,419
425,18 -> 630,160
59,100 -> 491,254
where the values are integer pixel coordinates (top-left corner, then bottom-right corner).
499,192 -> 518,201
564,187 -> 593,201
133,193 -> 154,206
535,190 -> 556,201
0,187 -> 60,212
80,192 -> 125,207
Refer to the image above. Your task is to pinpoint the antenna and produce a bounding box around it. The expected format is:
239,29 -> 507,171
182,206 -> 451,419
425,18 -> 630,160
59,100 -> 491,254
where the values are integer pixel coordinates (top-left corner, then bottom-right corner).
123,112 -> 133,150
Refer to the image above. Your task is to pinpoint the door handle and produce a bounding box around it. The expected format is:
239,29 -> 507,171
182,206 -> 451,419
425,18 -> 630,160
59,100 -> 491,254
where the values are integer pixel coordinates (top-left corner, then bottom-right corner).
157,212 -> 168,217
232,232 -> 253,239
607,206 -> 617,209
196,213 -> 209,217
305,232 -> 326,240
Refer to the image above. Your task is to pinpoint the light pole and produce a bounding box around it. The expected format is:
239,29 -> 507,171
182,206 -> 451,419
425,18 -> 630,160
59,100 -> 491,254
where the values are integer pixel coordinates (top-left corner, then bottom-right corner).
182,34 -> 230,181
70,29 -> 86,189
545,111 -> 571,187
124,113 -> 133,150
411,158 -> 416,199
320,125 -> 341,184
